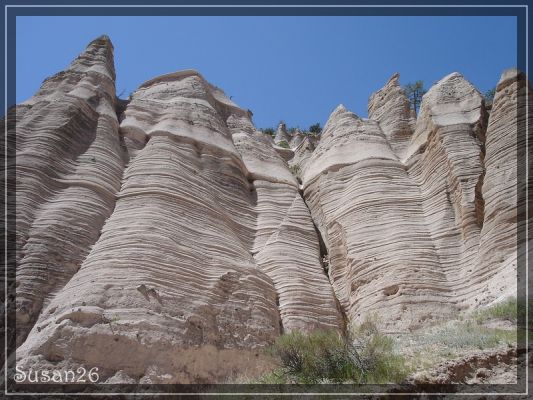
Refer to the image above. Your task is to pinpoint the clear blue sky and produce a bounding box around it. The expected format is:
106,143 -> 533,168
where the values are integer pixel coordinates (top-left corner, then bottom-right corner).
16,16 -> 516,129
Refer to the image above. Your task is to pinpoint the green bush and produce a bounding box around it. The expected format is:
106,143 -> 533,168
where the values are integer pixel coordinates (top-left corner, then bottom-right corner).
349,316 -> 410,384
417,320 -> 515,350
471,297 -> 518,324
289,164 -> 301,176
268,329 -> 360,384
266,317 -> 409,384
309,123 -> 322,134
277,140 -> 290,149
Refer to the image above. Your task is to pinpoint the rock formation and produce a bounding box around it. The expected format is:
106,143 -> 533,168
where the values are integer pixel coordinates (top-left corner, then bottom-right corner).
368,72 -> 415,157
299,71 -> 522,331
301,105 -> 457,330
13,36 -> 124,347
476,69 -> 530,303
9,36 -> 523,384
289,128 -> 305,148
13,37 -> 341,384
273,122 -> 290,145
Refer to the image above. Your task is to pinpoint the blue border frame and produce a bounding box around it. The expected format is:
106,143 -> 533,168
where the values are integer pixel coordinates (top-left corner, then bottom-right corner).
2,1 -> 530,396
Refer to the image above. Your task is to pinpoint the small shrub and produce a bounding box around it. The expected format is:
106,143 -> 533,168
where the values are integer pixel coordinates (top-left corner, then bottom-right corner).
471,297 -> 531,342
267,316 -> 409,384
269,329 -> 360,384
277,140 -> 290,149
350,315 -> 410,383
289,164 -> 301,176
471,297 -> 518,324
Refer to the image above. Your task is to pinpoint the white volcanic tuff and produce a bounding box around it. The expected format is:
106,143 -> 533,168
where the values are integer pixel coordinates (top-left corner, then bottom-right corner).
273,145 -> 294,162
403,73 -> 487,307
302,105 -> 457,331
17,65 -> 341,383
229,114 -> 343,332
289,130 -> 305,148
289,135 -> 316,177
368,72 -> 415,156
230,125 -> 297,187
14,36 -> 124,345
302,105 -> 398,183
12,33 -> 522,382
273,122 -> 291,144
17,71 -> 281,383
252,188 -> 343,332
476,69 -> 529,303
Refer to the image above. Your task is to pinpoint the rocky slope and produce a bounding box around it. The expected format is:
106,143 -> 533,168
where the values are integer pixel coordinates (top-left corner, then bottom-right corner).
9,36 -> 525,384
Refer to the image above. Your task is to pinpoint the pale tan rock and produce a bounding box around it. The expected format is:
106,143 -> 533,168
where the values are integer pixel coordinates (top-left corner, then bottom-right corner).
289,129 -> 305,148
302,105 -> 457,331
289,135 -> 316,180
229,115 -> 342,333
301,71 -> 520,331
368,72 -> 415,156
476,69 -> 529,304
15,38 -> 341,383
273,122 -> 290,145
404,73 -> 488,308
12,34 -> 523,382
16,69 -> 281,383
14,35 -> 124,345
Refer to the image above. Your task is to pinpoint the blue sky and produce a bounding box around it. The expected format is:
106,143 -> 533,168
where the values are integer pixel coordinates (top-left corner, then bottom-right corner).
16,16 -> 516,129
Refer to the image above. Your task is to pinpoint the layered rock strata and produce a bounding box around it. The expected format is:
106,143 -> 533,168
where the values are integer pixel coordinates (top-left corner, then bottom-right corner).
273,122 -> 290,145
368,72 -> 415,157
476,69 -> 530,303
300,72 -> 521,330
14,38 -> 341,383
302,105 -> 457,330
11,35 -> 523,383
402,72 -> 487,310
14,36 -> 124,346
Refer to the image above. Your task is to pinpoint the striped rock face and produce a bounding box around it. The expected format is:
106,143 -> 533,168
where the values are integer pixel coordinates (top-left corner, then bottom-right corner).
300,71 -> 523,331
10,35 -> 523,384
13,36 -> 341,384
13,36 -> 124,348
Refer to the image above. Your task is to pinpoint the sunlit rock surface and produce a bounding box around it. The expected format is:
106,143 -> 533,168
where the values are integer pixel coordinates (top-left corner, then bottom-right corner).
476,69 -> 530,304
302,105 -> 457,331
14,37 -> 341,384
11,36 -> 522,383
368,72 -> 415,157
14,36 -> 124,346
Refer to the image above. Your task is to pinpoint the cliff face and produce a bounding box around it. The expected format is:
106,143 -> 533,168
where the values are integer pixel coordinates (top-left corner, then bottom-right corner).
14,36 -> 123,348
13,36 -> 341,384
10,36 -> 524,383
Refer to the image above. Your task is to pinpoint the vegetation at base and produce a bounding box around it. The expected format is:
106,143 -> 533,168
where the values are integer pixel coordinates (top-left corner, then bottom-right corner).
277,140 -> 290,149
471,297 -> 518,324
245,298 -> 527,384
403,297 -> 523,372
470,296 -> 531,332
255,316 -> 410,384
